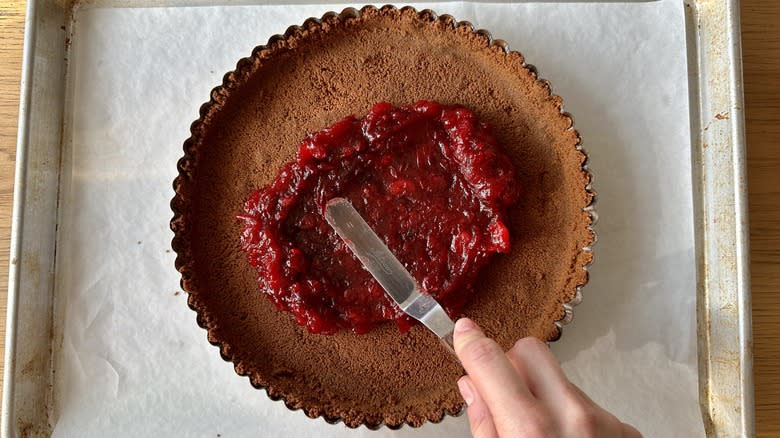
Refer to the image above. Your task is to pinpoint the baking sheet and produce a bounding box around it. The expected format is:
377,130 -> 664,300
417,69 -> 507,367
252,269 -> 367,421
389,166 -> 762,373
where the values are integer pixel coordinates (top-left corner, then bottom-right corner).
45,1 -> 703,436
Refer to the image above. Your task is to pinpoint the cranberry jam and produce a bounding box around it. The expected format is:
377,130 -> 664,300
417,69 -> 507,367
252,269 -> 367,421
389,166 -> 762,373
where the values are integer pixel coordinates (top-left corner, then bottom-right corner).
239,101 -> 519,334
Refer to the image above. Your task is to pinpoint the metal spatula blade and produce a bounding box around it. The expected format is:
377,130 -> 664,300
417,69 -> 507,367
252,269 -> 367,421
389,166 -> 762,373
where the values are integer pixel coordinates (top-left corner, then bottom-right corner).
325,197 -> 455,352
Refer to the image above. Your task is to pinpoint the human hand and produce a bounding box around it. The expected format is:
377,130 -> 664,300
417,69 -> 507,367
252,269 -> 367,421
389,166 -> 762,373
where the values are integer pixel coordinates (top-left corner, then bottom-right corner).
453,318 -> 642,438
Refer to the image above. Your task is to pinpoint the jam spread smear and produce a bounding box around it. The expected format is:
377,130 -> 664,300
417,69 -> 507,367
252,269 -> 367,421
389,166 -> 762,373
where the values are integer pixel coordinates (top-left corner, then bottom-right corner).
239,101 -> 519,334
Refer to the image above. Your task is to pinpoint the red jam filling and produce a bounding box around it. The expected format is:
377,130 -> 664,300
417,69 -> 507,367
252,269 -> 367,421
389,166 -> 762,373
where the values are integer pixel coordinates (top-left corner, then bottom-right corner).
239,101 -> 519,334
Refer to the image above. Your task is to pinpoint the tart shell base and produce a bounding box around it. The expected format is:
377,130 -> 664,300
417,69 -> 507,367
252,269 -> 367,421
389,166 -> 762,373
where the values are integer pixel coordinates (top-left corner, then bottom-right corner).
171,5 -> 594,429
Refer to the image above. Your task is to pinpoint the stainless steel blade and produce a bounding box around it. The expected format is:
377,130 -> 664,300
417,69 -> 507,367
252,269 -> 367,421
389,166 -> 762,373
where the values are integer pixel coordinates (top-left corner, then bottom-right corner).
325,197 -> 455,351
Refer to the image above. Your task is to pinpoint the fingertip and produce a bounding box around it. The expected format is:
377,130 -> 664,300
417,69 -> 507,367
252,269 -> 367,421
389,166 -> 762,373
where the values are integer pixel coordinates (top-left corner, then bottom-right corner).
511,336 -> 548,353
457,376 -> 475,406
507,336 -> 569,400
508,337 -> 556,369
454,317 -> 479,335
622,422 -> 643,438
454,318 -> 488,360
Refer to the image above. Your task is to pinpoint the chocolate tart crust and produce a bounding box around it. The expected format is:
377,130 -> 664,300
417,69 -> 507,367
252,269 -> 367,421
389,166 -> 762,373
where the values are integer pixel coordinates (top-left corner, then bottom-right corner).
171,5 -> 595,429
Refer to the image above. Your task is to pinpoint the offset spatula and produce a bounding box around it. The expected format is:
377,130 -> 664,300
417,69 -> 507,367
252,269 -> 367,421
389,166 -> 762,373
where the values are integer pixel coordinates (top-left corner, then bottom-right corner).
325,197 -> 456,353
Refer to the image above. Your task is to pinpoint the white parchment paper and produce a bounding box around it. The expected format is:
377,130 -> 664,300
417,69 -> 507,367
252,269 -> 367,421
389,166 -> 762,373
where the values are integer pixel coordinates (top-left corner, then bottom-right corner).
53,1 -> 702,436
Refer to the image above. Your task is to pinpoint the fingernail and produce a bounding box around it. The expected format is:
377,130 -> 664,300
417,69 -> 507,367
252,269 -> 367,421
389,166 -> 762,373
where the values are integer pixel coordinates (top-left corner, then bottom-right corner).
457,378 -> 474,406
455,317 -> 477,334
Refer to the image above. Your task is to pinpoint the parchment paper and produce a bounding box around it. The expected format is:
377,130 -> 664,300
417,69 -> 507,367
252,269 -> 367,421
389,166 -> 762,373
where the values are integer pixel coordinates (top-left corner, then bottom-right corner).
53,1 -> 702,436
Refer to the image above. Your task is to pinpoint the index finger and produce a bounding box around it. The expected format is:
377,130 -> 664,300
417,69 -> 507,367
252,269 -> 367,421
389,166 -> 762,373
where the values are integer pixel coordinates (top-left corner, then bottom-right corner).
453,318 -> 540,433
506,337 -> 569,402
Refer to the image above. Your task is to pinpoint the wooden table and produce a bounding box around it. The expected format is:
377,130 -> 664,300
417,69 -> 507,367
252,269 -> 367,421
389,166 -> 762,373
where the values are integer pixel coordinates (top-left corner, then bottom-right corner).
0,1 -> 778,435
742,1 -> 780,436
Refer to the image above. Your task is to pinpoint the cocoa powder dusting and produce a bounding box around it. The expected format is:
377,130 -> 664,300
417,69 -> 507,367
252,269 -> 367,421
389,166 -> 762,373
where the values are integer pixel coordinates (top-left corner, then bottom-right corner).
171,6 -> 594,429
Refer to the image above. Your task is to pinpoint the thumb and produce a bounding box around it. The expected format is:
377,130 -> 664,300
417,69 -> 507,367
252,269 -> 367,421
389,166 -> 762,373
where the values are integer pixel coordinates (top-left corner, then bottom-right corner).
454,318 -> 526,391
453,317 -> 535,432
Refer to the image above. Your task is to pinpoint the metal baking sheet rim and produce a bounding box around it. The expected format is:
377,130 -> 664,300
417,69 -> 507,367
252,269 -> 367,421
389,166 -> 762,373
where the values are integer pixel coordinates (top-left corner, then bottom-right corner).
1,0 -> 754,436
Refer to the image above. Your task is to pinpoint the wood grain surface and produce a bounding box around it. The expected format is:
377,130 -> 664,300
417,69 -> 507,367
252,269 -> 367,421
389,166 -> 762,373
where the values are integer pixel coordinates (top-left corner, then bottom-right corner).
0,0 -> 778,435
0,0 -> 25,418
742,1 -> 780,436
